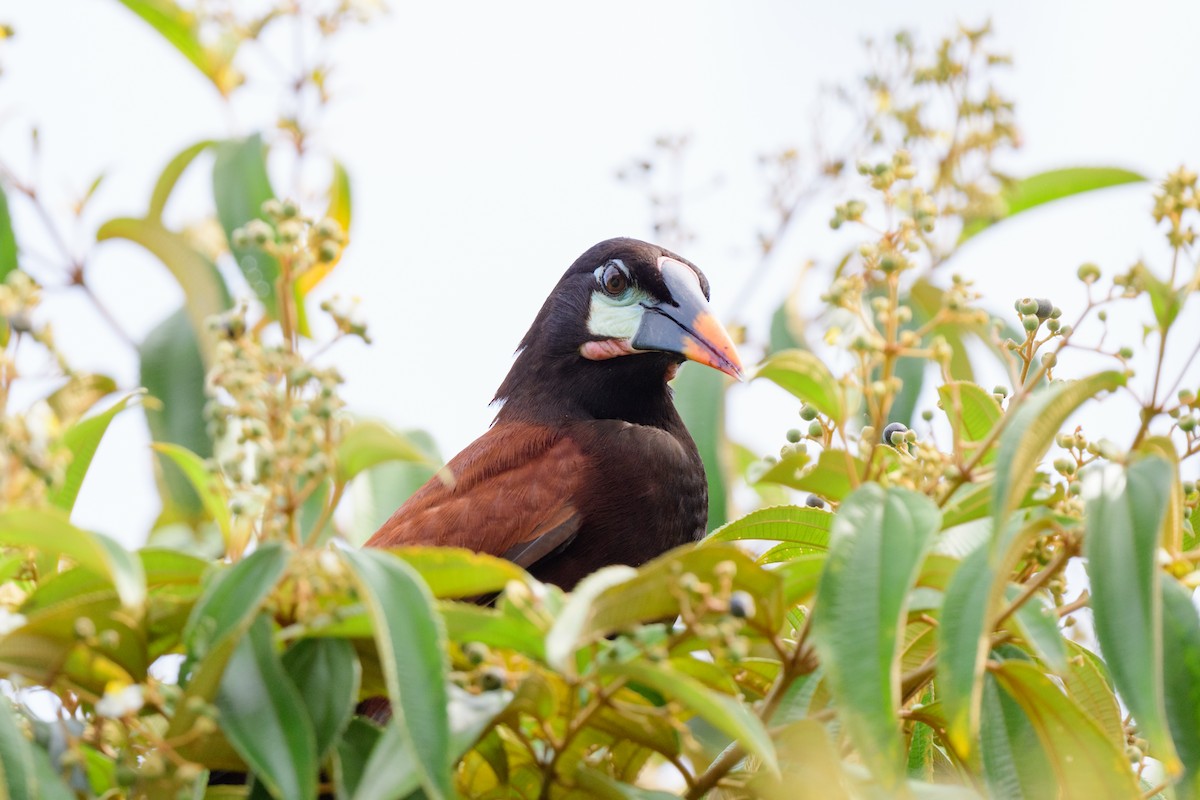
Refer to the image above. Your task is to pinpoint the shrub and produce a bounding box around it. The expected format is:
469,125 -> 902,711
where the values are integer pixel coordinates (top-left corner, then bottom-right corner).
2,11 -> 1198,800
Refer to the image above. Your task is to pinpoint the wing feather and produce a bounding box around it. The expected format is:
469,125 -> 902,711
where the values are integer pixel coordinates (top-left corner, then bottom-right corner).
365,423 -> 586,567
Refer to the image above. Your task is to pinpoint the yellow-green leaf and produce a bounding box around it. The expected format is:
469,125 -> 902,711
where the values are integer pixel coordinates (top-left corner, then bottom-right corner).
992,371 -> 1124,536
336,420 -> 436,483
49,391 -> 143,512
116,0 -> 242,96
961,167 -> 1146,242
296,160 -> 352,295
387,547 -> 528,600
706,504 -> 831,551
606,660 -> 779,776
990,660 -> 1141,798
151,442 -> 231,546
754,349 -> 844,423
0,509 -> 145,611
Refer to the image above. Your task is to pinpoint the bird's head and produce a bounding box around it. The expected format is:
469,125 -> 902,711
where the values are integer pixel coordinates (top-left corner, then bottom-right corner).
495,238 -> 742,422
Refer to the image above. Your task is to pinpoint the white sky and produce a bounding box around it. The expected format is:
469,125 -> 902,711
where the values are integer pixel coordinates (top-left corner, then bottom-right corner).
3,1 -> 1200,547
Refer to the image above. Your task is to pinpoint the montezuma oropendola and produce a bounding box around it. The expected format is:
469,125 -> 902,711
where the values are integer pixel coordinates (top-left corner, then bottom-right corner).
365,238 -> 742,590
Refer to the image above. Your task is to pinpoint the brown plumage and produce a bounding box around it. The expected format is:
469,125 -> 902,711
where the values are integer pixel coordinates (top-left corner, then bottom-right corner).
365,238 -> 741,589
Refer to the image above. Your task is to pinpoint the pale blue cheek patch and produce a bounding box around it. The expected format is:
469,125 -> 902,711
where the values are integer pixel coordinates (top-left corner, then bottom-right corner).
586,288 -> 652,339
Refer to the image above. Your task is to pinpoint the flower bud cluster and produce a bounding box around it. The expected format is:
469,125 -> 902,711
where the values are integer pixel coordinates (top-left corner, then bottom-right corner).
204,305 -> 346,541
1,272 -> 71,508
1152,166 -> 1198,248
232,200 -> 348,278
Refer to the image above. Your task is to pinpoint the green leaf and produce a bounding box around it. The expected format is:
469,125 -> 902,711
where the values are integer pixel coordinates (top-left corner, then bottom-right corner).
606,660 -> 778,775
547,546 -> 784,669
346,686 -> 510,800
296,159 -> 351,295
387,547 -> 528,599
992,371 -> 1124,535
810,485 -> 940,788
890,355 -> 927,428
980,672 -> 1055,800
757,448 -> 863,501
1006,588 -> 1067,672
1062,641 -> 1124,751
115,0 -> 242,96
332,718 -> 381,800
1161,577 -> 1200,797
216,616 -> 317,800
909,279 -> 977,381
183,542 -> 289,661
280,638 -> 360,762
150,443 -> 231,545
338,548 -> 452,800
49,391 -> 143,512
0,509 -> 145,610
938,381 -> 1002,460
0,184 -> 17,281
754,348 -> 844,423
436,602 -> 547,660
938,517 -> 1047,759
213,135 -> 281,317
1084,457 -> 1179,776
1137,263 -> 1186,332
673,361 -> 731,530
148,140 -> 215,222
545,565 -> 637,672
346,430 -> 441,546
140,307 -> 213,526
336,420 -> 436,483
97,217 -> 230,365
1140,436 -> 1185,554
961,167 -> 1146,242
941,480 -> 1062,530
990,660 -> 1141,798
706,504 -> 831,551
574,767 -> 680,799
0,699 -> 75,800
44,374 -> 118,423
767,298 -> 804,355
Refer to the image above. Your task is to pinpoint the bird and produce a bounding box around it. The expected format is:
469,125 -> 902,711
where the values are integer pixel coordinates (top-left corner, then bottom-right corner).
365,237 -> 742,590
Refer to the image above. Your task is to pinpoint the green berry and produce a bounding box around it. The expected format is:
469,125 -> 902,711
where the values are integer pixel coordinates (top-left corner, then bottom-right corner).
1022,315 -> 1040,331
993,385 -> 1009,397
1118,346 -> 1134,359
1077,262 -> 1101,283
1180,416 -> 1197,433
799,404 -> 819,421
1018,297 -> 1039,315
786,428 -> 802,443
921,409 -> 934,422
807,420 -> 824,438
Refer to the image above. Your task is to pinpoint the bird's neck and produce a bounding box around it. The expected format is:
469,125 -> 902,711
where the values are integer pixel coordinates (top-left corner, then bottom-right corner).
493,348 -> 685,430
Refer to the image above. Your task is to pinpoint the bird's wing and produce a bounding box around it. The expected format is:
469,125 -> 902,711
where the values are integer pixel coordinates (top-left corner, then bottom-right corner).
365,422 -> 586,568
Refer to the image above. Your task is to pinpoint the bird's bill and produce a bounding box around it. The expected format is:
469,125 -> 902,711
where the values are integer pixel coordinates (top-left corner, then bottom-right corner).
631,257 -> 744,380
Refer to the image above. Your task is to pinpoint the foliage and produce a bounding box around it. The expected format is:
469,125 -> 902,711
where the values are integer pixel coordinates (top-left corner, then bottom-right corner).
2,12 -> 1200,800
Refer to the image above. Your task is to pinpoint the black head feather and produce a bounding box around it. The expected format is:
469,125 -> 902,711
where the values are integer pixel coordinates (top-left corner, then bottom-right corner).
493,238 -> 706,426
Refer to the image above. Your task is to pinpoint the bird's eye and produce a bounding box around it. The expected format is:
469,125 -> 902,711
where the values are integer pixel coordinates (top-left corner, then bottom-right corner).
601,262 -> 629,296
